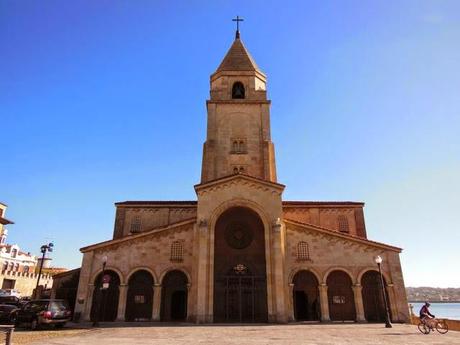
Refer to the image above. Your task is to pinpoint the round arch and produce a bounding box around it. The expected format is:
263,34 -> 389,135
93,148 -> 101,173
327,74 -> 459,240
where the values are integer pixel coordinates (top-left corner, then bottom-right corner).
160,270 -> 189,321
159,267 -> 191,286
208,198 -> 275,321
127,267 -> 158,285
357,268 -> 392,285
289,267 -> 322,285
360,270 -> 392,322
291,270 -> 320,321
125,269 -> 155,321
322,267 -> 355,285
326,270 -> 356,321
208,198 -> 272,234
91,265 -> 125,286
212,205 -> 269,323
90,269 -> 121,322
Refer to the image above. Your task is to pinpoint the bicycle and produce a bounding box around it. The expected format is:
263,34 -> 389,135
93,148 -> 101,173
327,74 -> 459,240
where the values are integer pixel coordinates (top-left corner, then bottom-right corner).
417,317 -> 449,334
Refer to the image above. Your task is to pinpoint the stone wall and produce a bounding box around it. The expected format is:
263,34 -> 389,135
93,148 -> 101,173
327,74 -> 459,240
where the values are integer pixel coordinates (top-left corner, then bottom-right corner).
0,270 -> 53,296
75,220 -> 196,322
283,203 -> 367,238
285,221 -> 409,323
113,204 -> 197,239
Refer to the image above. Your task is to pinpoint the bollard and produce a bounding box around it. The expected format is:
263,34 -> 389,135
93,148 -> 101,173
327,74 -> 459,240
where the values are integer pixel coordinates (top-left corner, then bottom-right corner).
0,325 -> 14,345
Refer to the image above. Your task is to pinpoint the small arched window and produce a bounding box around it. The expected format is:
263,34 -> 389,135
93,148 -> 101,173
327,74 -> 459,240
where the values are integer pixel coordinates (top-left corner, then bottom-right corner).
232,82 -> 245,99
296,241 -> 310,261
8,262 -> 14,271
233,141 -> 239,152
170,241 -> 184,262
23,265 -> 29,273
2,261 -> 8,271
14,263 -> 19,271
233,167 -> 239,174
239,166 -> 245,173
338,215 -> 349,233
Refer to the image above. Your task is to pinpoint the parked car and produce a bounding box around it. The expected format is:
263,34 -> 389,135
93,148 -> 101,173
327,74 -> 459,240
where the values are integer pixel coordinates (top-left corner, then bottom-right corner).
0,304 -> 19,324
0,296 -> 21,307
16,299 -> 71,330
0,289 -> 21,298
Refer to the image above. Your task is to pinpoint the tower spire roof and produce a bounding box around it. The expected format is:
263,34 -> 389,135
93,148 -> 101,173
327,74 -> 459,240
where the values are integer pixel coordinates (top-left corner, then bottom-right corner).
215,37 -> 262,73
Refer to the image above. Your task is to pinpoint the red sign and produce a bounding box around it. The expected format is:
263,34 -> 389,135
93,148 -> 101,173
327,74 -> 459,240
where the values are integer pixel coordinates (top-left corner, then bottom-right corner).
102,274 -> 111,284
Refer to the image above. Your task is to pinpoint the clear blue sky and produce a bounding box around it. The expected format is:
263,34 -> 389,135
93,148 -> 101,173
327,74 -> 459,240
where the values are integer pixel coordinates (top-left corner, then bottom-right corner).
1,1 -> 459,287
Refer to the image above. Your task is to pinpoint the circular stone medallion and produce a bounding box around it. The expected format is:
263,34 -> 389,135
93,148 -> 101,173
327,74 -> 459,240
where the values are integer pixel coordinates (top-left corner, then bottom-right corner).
224,221 -> 254,249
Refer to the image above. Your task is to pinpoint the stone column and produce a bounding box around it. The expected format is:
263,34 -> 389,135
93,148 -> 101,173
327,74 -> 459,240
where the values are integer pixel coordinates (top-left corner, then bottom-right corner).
83,284 -> 95,321
116,284 -> 128,321
288,283 -> 295,322
152,284 -> 162,321
186,283 -> 192,322
319,284 -> 330,322
271,219 -> 288,323
195,220 -> 209,323
352,284 -> 366,322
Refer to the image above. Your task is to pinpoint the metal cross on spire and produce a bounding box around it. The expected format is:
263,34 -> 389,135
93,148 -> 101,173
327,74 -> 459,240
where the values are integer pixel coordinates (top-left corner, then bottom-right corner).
232,16 -> 244,39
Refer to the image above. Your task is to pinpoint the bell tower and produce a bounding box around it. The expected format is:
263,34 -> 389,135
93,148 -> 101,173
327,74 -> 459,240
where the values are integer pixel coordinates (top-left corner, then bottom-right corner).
200,31 -> 277,183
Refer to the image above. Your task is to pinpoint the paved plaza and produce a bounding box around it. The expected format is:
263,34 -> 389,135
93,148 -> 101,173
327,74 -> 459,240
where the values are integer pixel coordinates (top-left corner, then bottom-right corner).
26,323 -> 460,345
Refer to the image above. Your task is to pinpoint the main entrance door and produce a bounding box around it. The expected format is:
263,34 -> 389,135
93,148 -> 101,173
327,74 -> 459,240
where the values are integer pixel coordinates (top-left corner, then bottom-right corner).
213,207 -> 268,323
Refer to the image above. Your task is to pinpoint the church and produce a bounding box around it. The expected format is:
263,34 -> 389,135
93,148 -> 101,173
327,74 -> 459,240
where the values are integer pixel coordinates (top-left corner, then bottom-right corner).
74,27 -> 410,324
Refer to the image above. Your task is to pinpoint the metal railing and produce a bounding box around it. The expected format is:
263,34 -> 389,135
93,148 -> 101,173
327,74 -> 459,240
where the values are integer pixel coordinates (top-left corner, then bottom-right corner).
0,325 -> 13,345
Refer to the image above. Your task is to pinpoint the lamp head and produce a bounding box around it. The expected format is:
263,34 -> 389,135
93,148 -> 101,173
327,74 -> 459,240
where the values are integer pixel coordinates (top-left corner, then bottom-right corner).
374,255 -> 383,264
102,255 -> 108,264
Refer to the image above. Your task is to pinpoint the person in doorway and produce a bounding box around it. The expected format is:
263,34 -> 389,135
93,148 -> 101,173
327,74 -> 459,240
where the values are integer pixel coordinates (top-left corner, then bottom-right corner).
419,302 -> 435,325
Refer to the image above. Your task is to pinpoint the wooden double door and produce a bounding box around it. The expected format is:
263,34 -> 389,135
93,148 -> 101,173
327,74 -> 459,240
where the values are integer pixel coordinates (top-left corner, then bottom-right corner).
213,207 -> 268,323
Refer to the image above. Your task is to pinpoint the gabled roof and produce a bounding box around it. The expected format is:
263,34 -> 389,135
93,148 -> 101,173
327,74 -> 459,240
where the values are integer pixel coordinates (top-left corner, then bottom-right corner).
283,201 -> 364,207
80,218 -> 196,253
115,201 -> 197,207
195,173 -> 285,193
284,218 -> 402,252
216,38 -> 262,73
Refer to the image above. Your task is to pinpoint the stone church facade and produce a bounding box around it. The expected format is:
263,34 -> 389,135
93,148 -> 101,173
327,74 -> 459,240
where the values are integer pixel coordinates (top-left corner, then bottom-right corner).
74,30 -> 409,324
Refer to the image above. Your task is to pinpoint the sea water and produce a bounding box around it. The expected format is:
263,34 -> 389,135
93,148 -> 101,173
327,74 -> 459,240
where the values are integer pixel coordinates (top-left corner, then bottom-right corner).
410,302 -> 460,320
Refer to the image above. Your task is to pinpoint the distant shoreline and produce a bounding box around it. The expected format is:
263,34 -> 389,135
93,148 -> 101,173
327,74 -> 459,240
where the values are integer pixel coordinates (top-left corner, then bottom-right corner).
408,301 -> 460,303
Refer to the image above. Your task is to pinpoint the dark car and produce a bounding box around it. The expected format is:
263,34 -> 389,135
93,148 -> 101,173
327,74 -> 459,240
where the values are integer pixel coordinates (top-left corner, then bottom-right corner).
0,296 -> 21,307
0,304 -> 19,324
16,299 -> 71,330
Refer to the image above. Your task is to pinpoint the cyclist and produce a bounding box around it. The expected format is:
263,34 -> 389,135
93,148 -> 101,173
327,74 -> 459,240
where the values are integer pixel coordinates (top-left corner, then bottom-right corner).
419,302 -> 435,325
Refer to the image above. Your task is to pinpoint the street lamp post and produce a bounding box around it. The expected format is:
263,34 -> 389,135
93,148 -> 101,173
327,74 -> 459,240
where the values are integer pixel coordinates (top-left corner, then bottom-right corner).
35,242 -> 54,298
92,256 -> 108,327
374,255 -> 392,328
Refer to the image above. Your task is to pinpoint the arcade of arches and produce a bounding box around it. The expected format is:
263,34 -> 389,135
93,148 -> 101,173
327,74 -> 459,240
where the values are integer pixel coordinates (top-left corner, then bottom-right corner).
86,263 -> 395,323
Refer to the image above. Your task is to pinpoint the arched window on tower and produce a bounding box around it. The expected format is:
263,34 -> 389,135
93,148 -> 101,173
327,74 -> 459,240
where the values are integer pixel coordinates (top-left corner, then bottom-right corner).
296,241 -> 310,261
337,215 -> 350,233
170,241 -> 184,262
232,82 -> 245,99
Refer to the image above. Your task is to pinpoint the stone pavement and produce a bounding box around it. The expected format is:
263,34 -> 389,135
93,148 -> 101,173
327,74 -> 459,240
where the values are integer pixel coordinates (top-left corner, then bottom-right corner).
27,323 -> 460,345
